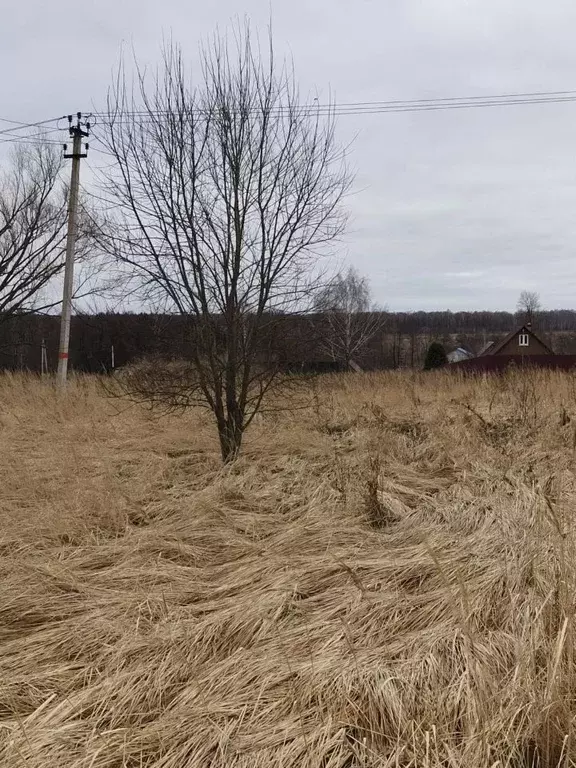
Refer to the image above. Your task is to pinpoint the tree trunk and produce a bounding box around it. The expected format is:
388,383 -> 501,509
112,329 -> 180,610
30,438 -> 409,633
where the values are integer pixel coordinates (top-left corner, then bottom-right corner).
218,410 -> 244,463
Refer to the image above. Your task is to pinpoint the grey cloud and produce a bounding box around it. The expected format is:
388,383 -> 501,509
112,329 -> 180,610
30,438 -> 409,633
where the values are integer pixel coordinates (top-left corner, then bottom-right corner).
2,0 -> 576,310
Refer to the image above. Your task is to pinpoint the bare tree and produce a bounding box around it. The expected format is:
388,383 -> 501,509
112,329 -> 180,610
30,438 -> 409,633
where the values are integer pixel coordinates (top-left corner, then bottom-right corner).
96,25 -> 351,462
0,144 -> 68,322
516,290 -> 542,324
0,144 -> 115,374
313,266 -> 383,369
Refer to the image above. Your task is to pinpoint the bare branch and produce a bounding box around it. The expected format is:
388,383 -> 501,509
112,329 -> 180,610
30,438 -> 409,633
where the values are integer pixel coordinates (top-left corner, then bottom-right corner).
0,144 -> 67,321
0,144 -> 110,325
516,290 -> 542,325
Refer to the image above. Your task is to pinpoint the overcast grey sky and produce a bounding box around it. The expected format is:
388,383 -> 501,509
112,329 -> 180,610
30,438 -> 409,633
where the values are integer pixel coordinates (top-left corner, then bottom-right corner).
3,0 -> 576,311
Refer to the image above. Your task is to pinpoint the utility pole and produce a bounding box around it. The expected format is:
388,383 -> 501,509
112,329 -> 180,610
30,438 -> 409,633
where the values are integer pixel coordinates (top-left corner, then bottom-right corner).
57,113 -> 89,388
41,339 -> 48,377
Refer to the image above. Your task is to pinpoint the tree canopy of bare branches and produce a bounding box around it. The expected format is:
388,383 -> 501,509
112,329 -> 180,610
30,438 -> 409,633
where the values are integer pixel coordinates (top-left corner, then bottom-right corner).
313,266 -> 383,369
0,145 -> 68,322
97,25 -> 351,461
516,290 -> 542,325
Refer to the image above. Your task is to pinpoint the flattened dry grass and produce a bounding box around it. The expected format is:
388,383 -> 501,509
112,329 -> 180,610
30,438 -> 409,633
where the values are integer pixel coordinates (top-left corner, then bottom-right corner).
1,369 -> 576,766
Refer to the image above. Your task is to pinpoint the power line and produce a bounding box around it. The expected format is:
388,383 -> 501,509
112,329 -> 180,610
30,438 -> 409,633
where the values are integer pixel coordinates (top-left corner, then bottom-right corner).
296,88 -> 576,106
0,127 -> 65,146
87,88 -> 576,119
86,94 -> 576,124
2,86 -> 576,150
2,86 -> 576,129
318,94 -> 576,115
0,117 -> 66,147
0,136 -> 63,146
0,116 -> 64,137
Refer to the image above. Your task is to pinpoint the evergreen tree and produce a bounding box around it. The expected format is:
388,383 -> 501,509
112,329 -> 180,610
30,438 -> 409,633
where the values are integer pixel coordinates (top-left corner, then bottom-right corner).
423,341 -> 447,370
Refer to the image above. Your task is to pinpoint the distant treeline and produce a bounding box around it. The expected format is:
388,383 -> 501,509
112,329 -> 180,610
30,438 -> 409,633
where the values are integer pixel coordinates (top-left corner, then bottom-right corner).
2,310 -> 576,373
386,310 -> 576,334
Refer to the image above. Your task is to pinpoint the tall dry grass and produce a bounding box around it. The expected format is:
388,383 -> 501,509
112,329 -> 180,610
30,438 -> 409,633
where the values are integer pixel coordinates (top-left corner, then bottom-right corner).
1,368 -> 576,766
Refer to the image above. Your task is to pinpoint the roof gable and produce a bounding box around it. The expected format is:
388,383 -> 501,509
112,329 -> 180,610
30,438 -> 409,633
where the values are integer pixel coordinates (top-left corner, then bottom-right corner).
487,325 -> 552,356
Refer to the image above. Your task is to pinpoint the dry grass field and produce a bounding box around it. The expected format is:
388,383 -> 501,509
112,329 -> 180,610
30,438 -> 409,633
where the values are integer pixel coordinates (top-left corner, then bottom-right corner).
1,369 -> 576,767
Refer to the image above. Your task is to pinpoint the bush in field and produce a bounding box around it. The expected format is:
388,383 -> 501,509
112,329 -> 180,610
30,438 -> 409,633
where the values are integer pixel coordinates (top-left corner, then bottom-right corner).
424,341 -> 447,370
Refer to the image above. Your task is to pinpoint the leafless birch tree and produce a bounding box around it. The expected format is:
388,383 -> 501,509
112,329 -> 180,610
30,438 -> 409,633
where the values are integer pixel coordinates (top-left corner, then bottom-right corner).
96,26 -> 351,461
313,267 -> 383,369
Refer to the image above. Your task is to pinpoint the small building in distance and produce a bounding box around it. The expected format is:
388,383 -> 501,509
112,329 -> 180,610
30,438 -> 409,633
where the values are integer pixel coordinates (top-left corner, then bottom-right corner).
451,322 -> 576,372
447,347 -> 474,363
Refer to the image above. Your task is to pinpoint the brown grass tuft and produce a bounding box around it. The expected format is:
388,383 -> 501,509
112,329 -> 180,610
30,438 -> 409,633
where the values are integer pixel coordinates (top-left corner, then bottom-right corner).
1,369 -> 576,766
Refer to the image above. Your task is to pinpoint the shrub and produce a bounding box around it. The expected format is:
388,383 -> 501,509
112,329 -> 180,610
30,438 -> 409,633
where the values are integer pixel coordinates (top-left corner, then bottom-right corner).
424,342 -> 448,370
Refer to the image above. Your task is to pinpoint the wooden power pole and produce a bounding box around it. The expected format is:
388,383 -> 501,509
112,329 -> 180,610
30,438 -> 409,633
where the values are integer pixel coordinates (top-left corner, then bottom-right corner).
57,113 -> 89,388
